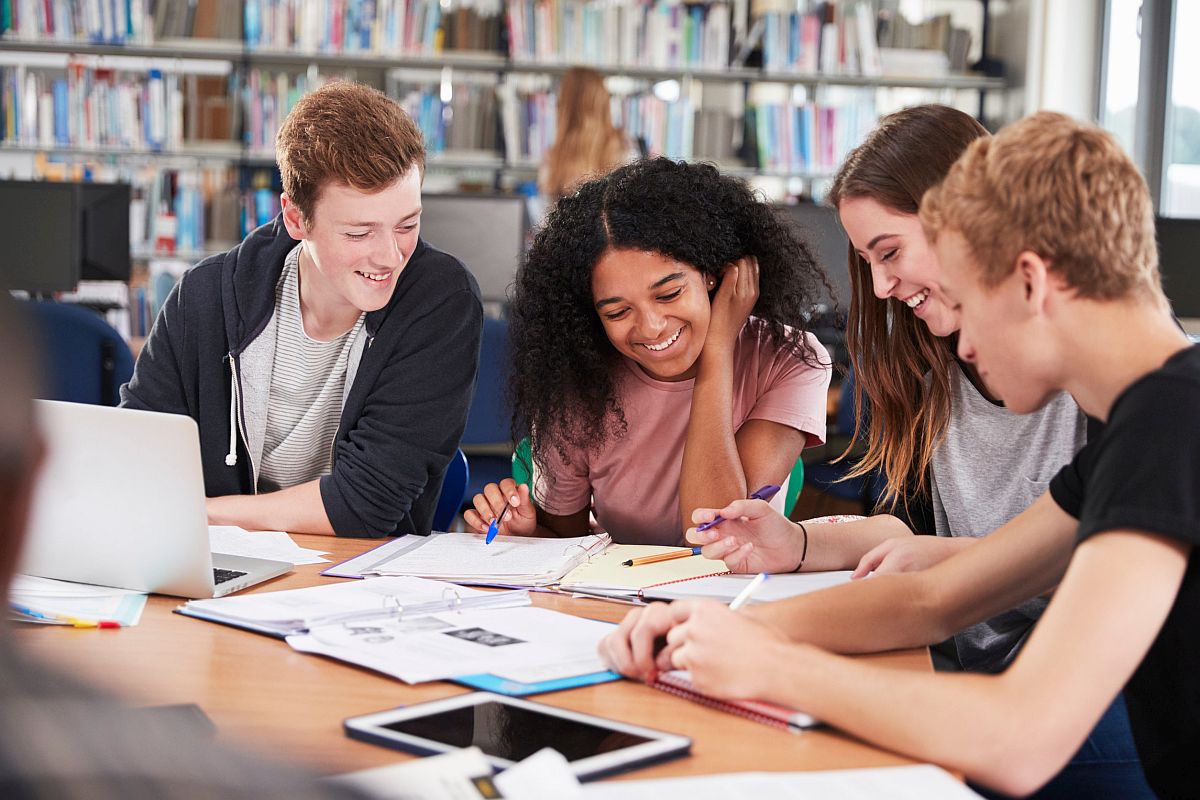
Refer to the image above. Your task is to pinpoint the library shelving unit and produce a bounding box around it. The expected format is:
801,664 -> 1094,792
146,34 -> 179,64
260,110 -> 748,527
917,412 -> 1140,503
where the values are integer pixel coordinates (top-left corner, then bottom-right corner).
0,1 -> 1006,267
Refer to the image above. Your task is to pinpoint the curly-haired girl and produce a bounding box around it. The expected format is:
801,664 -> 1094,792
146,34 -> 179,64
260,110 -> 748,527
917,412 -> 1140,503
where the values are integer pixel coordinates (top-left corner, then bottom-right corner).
463,158 -> 839,545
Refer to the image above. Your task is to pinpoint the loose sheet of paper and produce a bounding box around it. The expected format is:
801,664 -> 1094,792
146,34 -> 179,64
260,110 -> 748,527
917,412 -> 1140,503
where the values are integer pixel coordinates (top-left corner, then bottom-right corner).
581,765 -> 983,799
325,746 -> 497,800
208,525 -> 329,565
288,606 -> 613,684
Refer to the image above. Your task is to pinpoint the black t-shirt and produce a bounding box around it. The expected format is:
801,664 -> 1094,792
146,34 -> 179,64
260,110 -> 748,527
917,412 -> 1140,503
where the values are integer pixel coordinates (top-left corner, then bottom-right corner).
1049,344 -> 1200,799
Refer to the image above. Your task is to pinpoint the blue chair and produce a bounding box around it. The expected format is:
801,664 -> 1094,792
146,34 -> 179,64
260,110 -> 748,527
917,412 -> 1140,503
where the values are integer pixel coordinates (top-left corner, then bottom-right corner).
461,317 -> 514,503
433,448 -> 470,531
24,300 -> 134,406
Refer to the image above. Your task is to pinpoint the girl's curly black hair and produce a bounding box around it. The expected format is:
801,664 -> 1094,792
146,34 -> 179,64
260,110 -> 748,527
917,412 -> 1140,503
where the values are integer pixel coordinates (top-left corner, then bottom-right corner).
510,157 -> 832,471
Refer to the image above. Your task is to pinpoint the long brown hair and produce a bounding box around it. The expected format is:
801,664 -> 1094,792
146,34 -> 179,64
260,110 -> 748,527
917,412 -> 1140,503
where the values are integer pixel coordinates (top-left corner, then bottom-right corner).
828,105 -> 989,513
539,68 -> 628,200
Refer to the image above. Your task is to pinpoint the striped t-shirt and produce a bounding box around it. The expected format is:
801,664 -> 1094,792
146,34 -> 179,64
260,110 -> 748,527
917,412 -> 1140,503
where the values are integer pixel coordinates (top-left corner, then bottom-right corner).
257,245 -> 365,493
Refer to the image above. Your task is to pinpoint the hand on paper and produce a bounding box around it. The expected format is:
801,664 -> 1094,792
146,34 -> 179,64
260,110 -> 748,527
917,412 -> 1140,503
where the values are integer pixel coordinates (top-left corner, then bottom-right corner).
851,534 -> 977,579
464,479 -> 537,537
686,499 -> 802,573
598,601 -> 694,681
703,257 -> 759,359
665,600 -> 787,700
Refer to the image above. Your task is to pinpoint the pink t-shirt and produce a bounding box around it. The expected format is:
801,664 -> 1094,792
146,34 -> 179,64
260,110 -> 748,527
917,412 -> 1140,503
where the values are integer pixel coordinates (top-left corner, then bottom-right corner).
535,321 -> 831,545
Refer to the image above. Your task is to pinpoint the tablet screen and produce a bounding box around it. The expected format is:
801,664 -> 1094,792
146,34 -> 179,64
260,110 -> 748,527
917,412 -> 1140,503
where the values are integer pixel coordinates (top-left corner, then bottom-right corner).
379,700 -> 654,762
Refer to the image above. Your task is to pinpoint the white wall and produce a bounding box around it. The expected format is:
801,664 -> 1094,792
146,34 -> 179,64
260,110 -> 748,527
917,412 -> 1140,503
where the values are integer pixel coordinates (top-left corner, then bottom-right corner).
996,0 -> 1103,122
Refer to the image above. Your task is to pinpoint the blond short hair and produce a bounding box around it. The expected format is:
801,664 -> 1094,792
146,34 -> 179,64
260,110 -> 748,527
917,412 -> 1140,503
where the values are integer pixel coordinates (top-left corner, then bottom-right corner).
276,81 -> 425,225
920,111 -> 1161,302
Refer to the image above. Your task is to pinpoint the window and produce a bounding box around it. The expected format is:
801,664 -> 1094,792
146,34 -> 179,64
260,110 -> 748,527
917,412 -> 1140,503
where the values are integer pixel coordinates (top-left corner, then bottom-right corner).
1100,0 -> 1142,157
1163,0 -> 1200,217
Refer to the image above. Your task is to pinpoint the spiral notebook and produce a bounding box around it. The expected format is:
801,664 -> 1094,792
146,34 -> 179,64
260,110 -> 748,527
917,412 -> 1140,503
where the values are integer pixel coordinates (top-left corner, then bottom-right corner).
558,545 -> 730,602
651,670 -> 818,731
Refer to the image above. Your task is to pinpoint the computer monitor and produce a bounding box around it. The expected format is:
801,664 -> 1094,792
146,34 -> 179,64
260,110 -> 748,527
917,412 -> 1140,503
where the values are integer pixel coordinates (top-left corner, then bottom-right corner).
79,182 -> 131,282
0,181 -> 80,293
1157,215 -> 1200,320
0,180 -> 131,293
419,193 -> 527,303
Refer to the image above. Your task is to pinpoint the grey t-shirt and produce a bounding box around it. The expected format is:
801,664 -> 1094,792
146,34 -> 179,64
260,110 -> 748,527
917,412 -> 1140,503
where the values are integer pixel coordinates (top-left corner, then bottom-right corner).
258,245 -> 365,493
929,365 -> 1086,673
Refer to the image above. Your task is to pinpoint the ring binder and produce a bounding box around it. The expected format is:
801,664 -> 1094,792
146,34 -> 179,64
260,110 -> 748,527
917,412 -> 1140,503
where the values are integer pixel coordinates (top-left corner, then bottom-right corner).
174,577 -> 533,639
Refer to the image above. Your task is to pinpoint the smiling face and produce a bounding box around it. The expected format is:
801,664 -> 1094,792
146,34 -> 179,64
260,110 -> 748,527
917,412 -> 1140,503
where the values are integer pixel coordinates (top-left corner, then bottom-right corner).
591,248 -> 712,382
838,196 -> 960,337
282,166 -> 423,323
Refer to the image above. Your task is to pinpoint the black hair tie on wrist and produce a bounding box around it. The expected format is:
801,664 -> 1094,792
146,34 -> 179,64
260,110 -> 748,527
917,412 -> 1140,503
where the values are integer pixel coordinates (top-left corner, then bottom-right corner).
793,521 -> 809,572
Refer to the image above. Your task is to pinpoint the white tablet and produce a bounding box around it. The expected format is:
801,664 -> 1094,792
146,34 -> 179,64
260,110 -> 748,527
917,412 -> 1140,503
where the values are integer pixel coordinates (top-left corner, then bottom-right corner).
344,691 -> 691,781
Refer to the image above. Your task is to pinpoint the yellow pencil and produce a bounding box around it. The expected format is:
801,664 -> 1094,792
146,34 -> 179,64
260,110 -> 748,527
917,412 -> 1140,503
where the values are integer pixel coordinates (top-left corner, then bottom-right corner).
622,547 -> 703,567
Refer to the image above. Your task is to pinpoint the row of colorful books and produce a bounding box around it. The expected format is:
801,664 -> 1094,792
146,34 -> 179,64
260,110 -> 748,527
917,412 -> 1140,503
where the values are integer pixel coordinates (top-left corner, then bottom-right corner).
747,96 -> 875,174
1,0 -> 148,44
0,62 -> 183,151
244,0 -> 504,54
506,0 -> 731,70
759,1 -> 880,76
395,77 -> 501,155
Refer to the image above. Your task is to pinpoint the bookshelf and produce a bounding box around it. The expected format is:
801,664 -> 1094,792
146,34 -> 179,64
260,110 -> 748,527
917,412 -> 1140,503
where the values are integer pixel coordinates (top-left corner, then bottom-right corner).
0,0 -> 1008,267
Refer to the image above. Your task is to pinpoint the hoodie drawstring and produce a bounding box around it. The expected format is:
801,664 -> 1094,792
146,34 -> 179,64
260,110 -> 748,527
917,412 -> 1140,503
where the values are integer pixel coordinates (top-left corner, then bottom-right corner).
226,355 -> 239,467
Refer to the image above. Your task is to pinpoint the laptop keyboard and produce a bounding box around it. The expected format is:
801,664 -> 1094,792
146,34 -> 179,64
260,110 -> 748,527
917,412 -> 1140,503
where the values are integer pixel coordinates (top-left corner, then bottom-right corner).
213,568 -> 249,585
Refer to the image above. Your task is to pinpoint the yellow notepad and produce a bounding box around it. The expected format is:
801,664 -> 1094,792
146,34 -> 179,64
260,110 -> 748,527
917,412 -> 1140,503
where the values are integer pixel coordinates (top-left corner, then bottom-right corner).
559,545 -> 729,601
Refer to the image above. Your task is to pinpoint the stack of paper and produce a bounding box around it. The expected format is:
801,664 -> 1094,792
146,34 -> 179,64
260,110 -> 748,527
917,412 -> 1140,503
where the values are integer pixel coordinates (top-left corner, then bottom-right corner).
9,574 -> 148,627
176,575 -> 531,638
559,545 -> 730,602
209,526 -> 329,566
289,604 -> 617,685
325,532 -> 612,587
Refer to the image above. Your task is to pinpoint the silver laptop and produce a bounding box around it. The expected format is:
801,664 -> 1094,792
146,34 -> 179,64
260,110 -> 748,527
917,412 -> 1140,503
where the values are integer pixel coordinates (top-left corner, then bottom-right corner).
21,400 -> 292,598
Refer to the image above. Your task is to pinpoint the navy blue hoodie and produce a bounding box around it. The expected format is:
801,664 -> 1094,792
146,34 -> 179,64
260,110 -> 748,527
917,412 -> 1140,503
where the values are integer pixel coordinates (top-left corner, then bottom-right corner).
121,215 -> 483,537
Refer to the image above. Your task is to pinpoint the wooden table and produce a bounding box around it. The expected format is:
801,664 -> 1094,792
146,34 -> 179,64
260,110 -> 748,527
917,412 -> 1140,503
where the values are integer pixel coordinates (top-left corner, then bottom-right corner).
15,535 -> 932,780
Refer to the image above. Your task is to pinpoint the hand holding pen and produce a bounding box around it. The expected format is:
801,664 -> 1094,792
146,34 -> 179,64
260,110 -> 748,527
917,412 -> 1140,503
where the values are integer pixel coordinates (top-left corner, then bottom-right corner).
462,478 -> 538,542
686,484 -> 803,574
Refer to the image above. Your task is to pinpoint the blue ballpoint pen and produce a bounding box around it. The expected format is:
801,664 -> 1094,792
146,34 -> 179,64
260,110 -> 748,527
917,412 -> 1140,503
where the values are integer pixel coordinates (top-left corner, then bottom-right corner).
485,501 -> 513,545
695,484 -> 781,533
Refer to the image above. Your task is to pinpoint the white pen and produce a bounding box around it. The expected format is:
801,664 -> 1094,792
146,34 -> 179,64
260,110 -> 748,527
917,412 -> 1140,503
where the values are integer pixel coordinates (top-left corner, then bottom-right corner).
728,572 -> 769,611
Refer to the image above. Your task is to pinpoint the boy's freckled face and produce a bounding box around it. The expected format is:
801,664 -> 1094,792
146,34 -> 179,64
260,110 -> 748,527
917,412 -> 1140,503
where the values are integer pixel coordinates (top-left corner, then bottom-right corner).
935,231 -> 1057,415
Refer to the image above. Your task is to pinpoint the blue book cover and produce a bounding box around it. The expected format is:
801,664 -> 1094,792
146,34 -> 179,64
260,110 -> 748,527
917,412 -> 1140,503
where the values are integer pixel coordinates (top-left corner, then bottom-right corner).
52,79 -> 68,146
453,669 -> 620,697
